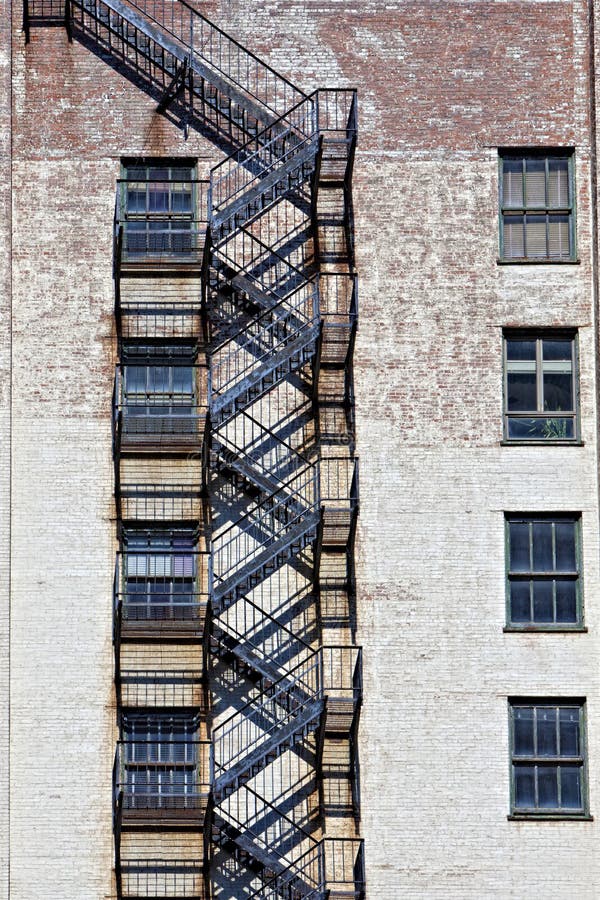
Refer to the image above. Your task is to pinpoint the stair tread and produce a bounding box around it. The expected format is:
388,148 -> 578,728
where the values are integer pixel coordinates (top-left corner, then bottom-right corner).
213,696 -> 325,798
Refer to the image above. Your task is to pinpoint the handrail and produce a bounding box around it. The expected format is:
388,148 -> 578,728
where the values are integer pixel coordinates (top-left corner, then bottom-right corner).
104,0 -> 307,117
210,290 -> 319,403
246,840 -> 325,899
211,461 -> 317,546
213,649 -> 321,738
215,597 -> 313,659
209,271 -> 316,359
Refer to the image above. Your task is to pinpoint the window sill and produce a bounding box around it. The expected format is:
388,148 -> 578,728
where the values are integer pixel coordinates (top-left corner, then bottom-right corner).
508,813 -> 593,822
504,625 -> 587,634
497,258 -> 580,265
500,439 -> 583,447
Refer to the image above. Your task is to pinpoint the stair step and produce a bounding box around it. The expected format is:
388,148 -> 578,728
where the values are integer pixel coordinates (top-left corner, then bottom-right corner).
213,696 -> 324,800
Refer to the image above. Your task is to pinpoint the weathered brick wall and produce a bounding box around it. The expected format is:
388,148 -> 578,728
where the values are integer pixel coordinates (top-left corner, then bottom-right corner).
7,0 -> 600,897
196,1 -> 600,896
9,7 -> 219,898
0,2 -> 12,898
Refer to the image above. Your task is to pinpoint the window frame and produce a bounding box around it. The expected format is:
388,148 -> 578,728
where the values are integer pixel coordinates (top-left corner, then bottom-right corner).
508,699 -> 590,820
498,149 -> 577,263
504,514 -> 584,631
120,340 -> 199,412
502,329 -> 580,444
120,712 -> 202,808
120,158 -> 198,259
120,525 -> 200,622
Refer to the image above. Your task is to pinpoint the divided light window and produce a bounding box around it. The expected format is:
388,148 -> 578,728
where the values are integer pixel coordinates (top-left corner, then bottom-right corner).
509,701 -> 587,817
122,527 -> 198,622
506,515 -> 582,628
121,342 -> 197,413
120,713 -> 201,808
503,332 -> 578,442
500,152 -> 575,261
121,161 -> 196,256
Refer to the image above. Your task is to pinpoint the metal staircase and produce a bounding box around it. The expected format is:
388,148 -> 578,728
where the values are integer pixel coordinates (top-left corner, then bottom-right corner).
24,1 -> 362,897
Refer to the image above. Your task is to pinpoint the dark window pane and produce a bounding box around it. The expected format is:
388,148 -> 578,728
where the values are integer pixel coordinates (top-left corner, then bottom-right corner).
172,367 -> 194,396
555,580 -> 577,623
509,522 -> 530,571
506,339 -> 536,361
539,417 -> 574,440
125,366 -> 146,395
538,766 -> 559,808
555,522 -> 576,570
148,184 -> 169,212
127,187 -> 146,213
537,708 -> 558,756
532,523 -> 553,571
560,767 -> 582,809
514,765 -> 535,808
533,580 -> 553,622
507,372 -> 537,411
543,373 -> 573,412
559,709 -> 580,756
513,707 -> 534,755
510,581 -> 531,622
506,416 -> 547,439
543,340 -> 572,362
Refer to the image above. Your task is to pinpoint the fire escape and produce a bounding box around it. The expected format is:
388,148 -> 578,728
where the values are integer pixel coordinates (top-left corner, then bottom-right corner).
24,1 -> 364,897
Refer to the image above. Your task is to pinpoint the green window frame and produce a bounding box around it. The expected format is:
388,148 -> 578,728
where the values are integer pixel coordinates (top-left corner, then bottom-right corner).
499,151 -> 576,261
505,515 -> 582,629
509,700 -> 588,818
503,331 -> 579,442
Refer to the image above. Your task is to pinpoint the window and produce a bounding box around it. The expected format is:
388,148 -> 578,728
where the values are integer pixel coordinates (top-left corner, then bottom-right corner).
509,701 -> 588,817
499,152 -> 575,261
120,342 -> 199,438
120,713 -> 201,810
121,527 -> 199,622
506,515 -> 582,628
121,161 -> 196,257
503,332 -> 578,441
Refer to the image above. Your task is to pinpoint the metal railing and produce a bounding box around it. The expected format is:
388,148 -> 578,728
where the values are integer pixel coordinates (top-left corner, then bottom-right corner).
84,0 -> 307,117
113,179 -> 209,268
320,455 -> 359,506
116,291 -> 204,341
214,596 -> 313,682
323,838 -> 366,899
213,652 -> 322,778
214,409 -> 310,489
316,89 -> 358,138
114,550 -> 207,624
322,645 -> 362,712
117,482 -> 204,521
112,367 -> 208,454
119,669 -> 204,707
119,858 -> 205,898
209,281 -> 319,407
217,783 -> 318,877
215,227 -> 315,304
247,841 -> 325,900
210,94 -> 317,219
212,465 -> 319,600
114,740 -> 212,810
